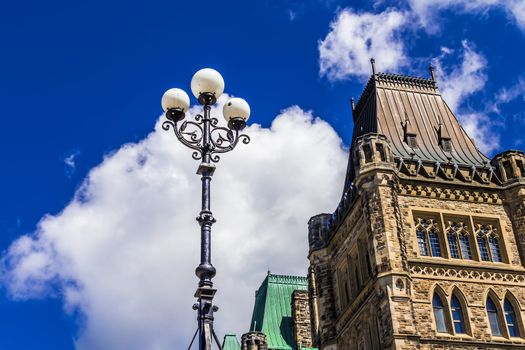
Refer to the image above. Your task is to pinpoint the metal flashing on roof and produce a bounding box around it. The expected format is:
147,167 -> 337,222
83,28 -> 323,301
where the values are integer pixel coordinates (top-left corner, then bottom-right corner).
343,71 -> 494,193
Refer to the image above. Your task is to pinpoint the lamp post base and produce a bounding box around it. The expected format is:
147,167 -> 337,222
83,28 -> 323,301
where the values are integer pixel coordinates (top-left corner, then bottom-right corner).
192,286 -> 222,350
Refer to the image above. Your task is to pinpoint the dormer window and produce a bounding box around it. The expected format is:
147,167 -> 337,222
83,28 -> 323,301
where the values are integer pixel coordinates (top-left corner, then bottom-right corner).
441,139 -> 453,153
436,119 -> 453,152
406,134 -> 418,149
402,113 -> 418,148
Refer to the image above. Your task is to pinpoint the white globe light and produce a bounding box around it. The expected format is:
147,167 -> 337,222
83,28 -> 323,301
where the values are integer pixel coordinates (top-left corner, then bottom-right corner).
223,97 -> 250,122
191,68 -> 225,100
161,88 -> 190,112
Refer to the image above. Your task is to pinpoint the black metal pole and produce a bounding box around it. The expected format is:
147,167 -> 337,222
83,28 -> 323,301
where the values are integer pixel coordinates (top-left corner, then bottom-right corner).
162,90 -> 249,350
194,102 -> 219,350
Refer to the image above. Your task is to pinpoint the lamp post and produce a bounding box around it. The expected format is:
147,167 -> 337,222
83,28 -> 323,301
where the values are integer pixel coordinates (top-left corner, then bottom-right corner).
161,68 -> 251,350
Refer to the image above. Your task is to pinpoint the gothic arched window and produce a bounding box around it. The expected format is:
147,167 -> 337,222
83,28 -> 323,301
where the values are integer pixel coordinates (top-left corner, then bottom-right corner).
451,294 -> 466,334
504,298 -> 520,337
486,297 -> 503,336
415,218 -> 442,257
432,292 -> 448,333
445,220 -> 472,260
475,224 -> 503,262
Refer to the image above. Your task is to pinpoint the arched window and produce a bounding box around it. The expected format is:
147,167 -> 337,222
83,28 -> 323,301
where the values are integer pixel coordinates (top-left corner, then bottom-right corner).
432,293 -> 448,333
451,295 -> 466,334
362,144 -> 373,163
415,218 -> 442,257
475,223 -> 503,262
489,236 -> 502,262
445,221 -> 472,260
486,297 -> 502,336
428,230 -> 441,257
504,298 -> 520,337
417,229 -> 429,256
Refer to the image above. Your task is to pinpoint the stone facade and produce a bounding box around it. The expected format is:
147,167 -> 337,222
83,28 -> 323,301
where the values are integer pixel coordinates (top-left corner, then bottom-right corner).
292,290 -> 315,348
307,72 -> 525,350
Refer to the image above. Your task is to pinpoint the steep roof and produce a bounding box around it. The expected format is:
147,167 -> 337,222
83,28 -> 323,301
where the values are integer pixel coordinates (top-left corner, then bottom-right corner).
222,334 -> 241,350
344,72 -> 491,191
250,273 -> 309,350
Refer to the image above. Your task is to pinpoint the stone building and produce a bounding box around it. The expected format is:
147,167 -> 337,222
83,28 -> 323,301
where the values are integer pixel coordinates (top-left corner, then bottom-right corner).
308,67 -> 525,349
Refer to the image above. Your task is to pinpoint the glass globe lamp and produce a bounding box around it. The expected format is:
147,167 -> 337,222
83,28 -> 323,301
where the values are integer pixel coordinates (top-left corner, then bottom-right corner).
223,97 -> 250,130
161,88 -> 190,122
191,68 -> 225,105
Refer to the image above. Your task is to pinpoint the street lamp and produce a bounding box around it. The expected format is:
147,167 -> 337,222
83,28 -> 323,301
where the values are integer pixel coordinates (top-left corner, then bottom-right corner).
161,68 -> 251,350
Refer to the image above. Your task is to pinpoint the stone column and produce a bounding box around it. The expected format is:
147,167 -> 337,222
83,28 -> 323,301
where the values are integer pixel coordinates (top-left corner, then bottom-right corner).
292,290 -> 314,348
241,332 -> 268,350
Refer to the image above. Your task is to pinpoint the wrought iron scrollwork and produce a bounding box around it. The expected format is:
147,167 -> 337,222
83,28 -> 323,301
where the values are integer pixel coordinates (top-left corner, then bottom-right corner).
162,112 -> 250,163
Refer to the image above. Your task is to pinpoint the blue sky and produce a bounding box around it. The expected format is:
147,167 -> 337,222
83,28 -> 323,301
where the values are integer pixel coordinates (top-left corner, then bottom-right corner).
1,1 -> 525,349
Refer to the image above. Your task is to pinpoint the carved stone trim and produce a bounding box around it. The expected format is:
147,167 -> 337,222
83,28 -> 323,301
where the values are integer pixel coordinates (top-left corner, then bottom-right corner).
445,221 -> 470,237
397,183 -> 502,204
409,264 -> 525,284
415,218 -> 439,234
474,223 -> 499,239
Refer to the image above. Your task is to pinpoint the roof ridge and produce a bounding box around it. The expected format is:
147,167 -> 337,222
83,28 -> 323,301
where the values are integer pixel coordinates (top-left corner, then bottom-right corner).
375,72 -> 437,88
354,72 -> 438,119
267,273 -> 308,285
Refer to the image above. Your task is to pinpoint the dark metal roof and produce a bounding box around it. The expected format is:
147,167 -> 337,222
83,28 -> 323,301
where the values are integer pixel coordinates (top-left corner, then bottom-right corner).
354,72 -> 489,164
344,72 -> 491,192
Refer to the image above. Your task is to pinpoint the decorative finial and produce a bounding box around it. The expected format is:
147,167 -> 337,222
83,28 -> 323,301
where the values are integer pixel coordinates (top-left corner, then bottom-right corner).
429,64 -> 436,81
370,58 -> 376,75
351,97 -> 355,111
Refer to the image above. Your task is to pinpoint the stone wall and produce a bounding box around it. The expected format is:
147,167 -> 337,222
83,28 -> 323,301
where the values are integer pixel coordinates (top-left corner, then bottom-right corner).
292,290 -> 314,348
310,169 -> 525,349
309,248 -> 338,348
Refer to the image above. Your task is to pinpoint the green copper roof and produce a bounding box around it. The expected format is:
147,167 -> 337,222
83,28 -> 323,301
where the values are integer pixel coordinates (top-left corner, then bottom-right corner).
250,273 -> 309,350
222,333 -> 241,350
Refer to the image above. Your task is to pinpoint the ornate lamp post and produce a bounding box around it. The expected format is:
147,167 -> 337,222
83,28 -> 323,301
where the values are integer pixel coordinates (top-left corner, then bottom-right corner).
161,68 -> 251,350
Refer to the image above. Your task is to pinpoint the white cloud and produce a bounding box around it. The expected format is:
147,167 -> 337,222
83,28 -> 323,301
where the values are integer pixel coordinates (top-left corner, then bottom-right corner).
459,113 -> 500,154
433,40 -> 487,112
433,40 -> 500,154
319,9 -> 407,80
1,96 -> 348,350
494,77 -> 525,110
64,150 -> 80,177
407,0 -> 525,32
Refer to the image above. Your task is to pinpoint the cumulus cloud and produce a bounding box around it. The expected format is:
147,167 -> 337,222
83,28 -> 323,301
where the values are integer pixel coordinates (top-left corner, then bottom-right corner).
1,95 -> 348,350
319,9 -> 407,80
406,0 -> 525,32
433,41 -> 500,154
433,40 -> 487,112
459,113 -> 500,155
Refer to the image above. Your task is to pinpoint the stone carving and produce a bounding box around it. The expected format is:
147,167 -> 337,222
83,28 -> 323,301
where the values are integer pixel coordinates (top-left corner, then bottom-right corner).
397,183 -> 502,204
409,265 -> 525,284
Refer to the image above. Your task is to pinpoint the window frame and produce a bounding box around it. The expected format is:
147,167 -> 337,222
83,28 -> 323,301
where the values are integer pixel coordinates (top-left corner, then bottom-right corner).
486,295 -> 504,337
450,293 -> 468,335
472,218 -> 507,264
503,293 -> 524,339
432,290 -> 450,334
413,214 -> 445,258
443,217 -> 474,261
409,208 -> 510,265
